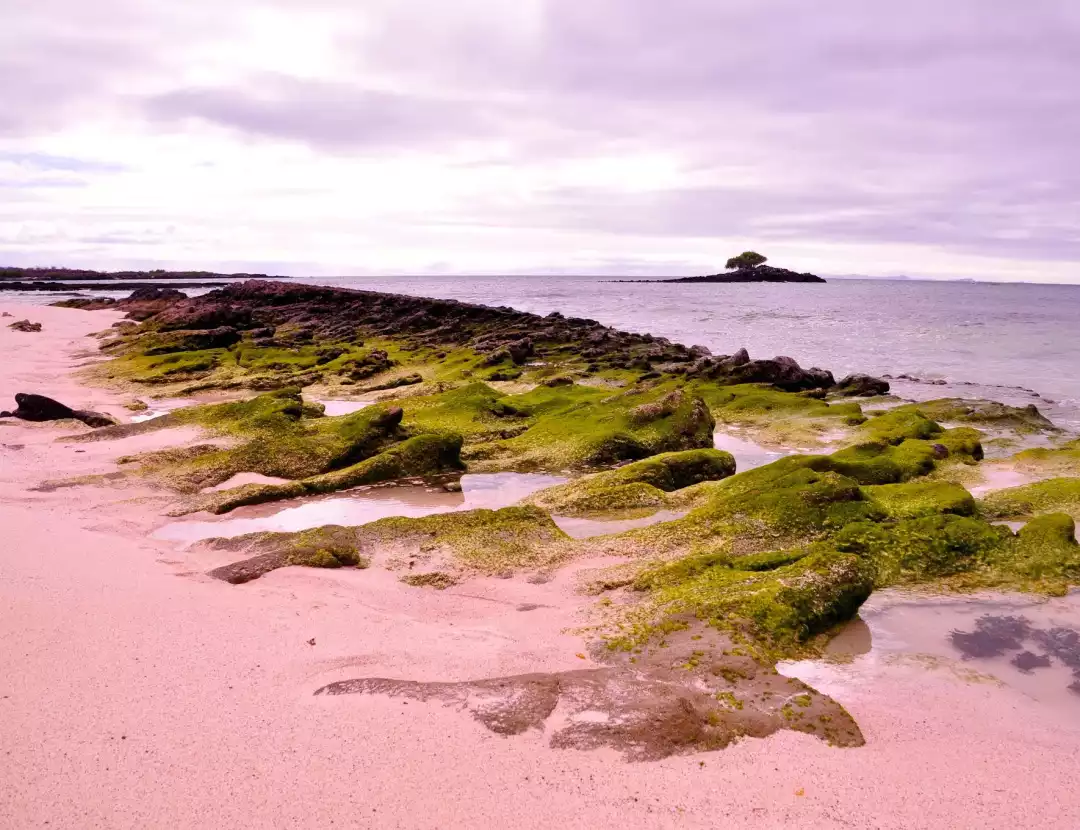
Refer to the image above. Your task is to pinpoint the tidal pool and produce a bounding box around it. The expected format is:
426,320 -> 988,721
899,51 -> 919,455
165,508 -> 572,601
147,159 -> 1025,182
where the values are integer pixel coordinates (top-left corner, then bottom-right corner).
782,590 -> 1080,714
154,472 -> 568,544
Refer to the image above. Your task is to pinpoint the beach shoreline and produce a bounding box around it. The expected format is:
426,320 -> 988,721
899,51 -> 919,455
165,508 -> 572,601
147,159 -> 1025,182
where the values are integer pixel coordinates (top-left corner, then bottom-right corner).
2,302 -> 1079,829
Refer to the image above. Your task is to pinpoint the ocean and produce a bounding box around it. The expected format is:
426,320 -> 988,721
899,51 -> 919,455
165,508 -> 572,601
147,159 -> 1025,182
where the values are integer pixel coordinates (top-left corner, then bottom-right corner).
8,276 -> 1080,430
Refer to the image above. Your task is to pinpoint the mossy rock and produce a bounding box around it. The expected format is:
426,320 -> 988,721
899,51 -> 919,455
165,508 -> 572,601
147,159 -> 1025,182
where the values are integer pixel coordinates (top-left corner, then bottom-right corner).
979,477 -> 1080,519
863,480 -> 977,519
203,526 -> 368,584
357,505 -> 572,575
184,433 -> 465,514
1011,439 -> 1080,477
615,548 -> 874,657
889,398 -> 1057,434
526,448 -> 736,515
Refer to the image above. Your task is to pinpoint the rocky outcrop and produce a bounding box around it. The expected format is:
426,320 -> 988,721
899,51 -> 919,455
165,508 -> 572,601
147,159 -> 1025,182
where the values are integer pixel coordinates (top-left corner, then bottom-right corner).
615,265 -> 826,284
7,319 -> 42,332
0,393 -> 118,428
832,374 -> 891,397
688,349 -> 835,392
142,326 -> 242,355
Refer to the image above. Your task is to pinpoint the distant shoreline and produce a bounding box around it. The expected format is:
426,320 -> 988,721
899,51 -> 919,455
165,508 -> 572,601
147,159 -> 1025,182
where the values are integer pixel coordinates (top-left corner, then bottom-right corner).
0,267 -> 290,283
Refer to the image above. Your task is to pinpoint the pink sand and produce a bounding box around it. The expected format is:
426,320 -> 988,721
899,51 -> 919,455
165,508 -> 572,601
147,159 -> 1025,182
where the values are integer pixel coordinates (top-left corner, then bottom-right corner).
2,304 -> 1079,829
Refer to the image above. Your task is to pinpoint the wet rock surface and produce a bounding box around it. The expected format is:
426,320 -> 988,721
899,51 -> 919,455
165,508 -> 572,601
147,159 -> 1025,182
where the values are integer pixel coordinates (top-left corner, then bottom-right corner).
314,626 -> 862,760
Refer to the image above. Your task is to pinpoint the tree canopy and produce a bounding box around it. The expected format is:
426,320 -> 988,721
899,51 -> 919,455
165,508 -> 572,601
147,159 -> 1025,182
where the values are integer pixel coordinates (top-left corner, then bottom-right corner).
724,251 -> 768,270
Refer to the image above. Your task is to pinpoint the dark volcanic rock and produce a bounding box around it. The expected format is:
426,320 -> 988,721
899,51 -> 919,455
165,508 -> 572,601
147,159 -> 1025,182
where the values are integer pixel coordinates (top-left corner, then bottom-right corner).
615,265 -> 826,284
833,374 -> 891,397
8,319 -> 42,332
143,326 -> 242,355
89,279 -> 853,394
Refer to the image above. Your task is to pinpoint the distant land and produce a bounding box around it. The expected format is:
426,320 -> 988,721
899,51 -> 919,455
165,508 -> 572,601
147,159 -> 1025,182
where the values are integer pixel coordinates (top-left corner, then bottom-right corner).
611,264 -> 826,284
0,267 -> 288,282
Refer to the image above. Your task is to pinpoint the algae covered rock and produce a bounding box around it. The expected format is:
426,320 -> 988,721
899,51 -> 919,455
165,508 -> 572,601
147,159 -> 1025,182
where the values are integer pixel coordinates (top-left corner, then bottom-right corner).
203,525 -> 367,584
1011,439 -> 1080,477
142,327 -> 242,355
526,448 -> 736,515
182,433 -> 465,514
199,505 -> 572,583
979,477 -> 1080,519
890,398 -> 1057,434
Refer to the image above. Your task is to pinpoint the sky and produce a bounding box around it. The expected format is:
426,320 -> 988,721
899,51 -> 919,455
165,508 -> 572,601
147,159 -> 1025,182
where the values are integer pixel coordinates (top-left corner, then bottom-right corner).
2,0 -> 1079,282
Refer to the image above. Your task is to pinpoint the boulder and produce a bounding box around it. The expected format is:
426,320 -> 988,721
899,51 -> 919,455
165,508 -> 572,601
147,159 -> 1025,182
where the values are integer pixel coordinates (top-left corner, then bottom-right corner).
716,356 -> 835,392
833,374 -> 891,397
8,320 -> 42,332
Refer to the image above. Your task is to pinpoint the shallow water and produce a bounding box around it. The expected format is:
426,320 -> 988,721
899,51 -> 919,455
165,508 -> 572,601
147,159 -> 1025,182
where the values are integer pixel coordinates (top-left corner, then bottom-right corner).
712,430 -> 794,471
154,472 -> 568,544
553,509 -> 687,539
782,590 -> 1080,714
316,400 -> 373,416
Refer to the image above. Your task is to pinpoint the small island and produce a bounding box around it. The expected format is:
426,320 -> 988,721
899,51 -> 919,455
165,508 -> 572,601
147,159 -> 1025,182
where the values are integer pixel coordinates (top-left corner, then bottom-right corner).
612,251 -> 826,284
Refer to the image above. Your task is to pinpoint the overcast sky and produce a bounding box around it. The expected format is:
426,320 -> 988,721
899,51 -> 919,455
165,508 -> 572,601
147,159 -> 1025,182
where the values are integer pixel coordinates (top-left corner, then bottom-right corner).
2,0 -> 1078,281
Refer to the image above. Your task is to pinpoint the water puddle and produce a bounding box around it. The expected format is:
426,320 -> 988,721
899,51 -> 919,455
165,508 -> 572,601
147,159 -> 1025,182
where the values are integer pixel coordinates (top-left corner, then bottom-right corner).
712,430 -> 792,471
781,590 -> 1080,714
154,472 -> 567,544
316,400 -> 373,416
202,473 -> 292,493
130,398 -> 199,423
968,463 -> 1035,497
553,509 -> 687,539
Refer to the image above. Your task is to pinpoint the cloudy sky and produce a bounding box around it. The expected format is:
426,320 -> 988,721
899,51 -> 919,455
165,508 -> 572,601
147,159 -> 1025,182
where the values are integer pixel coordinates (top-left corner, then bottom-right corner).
2,0 -> 1078,281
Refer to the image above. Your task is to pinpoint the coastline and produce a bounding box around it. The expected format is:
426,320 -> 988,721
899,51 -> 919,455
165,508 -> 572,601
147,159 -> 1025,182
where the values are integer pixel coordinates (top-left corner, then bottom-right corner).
2,302 -> 1080,828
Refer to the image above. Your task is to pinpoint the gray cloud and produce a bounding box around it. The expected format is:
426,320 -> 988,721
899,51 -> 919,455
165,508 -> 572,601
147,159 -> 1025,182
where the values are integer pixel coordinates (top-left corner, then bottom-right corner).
3,0 -> 1080,273
145,75 -> 507,149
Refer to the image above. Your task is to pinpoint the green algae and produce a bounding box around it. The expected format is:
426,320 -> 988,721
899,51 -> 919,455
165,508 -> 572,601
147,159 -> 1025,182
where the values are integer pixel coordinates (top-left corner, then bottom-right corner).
179,433 -> 465,514
979,477 -> 1080,519
862,480 -> 977,519
356,505 -> 572,575
887,398 -> 1058,434
1011,439 -> 1080,477
525,448 -> 736,515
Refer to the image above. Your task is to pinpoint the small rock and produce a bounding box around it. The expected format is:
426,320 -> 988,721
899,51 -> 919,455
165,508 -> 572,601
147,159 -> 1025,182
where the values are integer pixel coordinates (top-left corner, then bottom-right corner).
8,320 -> 42,332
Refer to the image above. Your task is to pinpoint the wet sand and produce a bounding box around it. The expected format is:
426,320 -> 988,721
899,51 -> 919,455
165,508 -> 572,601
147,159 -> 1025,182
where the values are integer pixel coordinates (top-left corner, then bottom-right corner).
3,304 -> 1080,829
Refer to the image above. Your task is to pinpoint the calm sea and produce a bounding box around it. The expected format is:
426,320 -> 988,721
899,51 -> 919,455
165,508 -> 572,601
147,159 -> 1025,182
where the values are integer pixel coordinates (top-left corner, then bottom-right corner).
9,276 -> 1080,430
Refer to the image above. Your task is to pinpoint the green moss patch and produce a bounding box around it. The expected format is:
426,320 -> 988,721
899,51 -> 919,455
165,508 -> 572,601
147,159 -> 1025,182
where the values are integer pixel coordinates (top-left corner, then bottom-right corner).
526,448 -> 736,515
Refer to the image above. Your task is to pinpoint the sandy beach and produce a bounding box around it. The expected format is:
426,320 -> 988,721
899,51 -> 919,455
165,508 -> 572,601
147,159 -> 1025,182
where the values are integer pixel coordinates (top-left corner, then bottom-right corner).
2,303 -> 1080,830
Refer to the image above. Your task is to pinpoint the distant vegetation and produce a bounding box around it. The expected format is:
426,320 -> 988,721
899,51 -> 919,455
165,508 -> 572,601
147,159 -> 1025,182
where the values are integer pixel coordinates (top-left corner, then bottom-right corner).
724,251 -> 768,270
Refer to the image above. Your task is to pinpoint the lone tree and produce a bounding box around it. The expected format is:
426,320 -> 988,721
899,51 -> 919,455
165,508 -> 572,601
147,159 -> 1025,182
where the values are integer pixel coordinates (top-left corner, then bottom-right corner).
725,251 -> 768,270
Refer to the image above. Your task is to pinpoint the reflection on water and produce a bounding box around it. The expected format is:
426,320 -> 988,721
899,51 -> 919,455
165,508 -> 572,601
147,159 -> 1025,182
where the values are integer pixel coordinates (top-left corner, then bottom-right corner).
783,591 -> 1080,713
154,472 -> 568,544
554,509 -> 687,539
316,400 -> 373,416
712,430 -> 792,471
